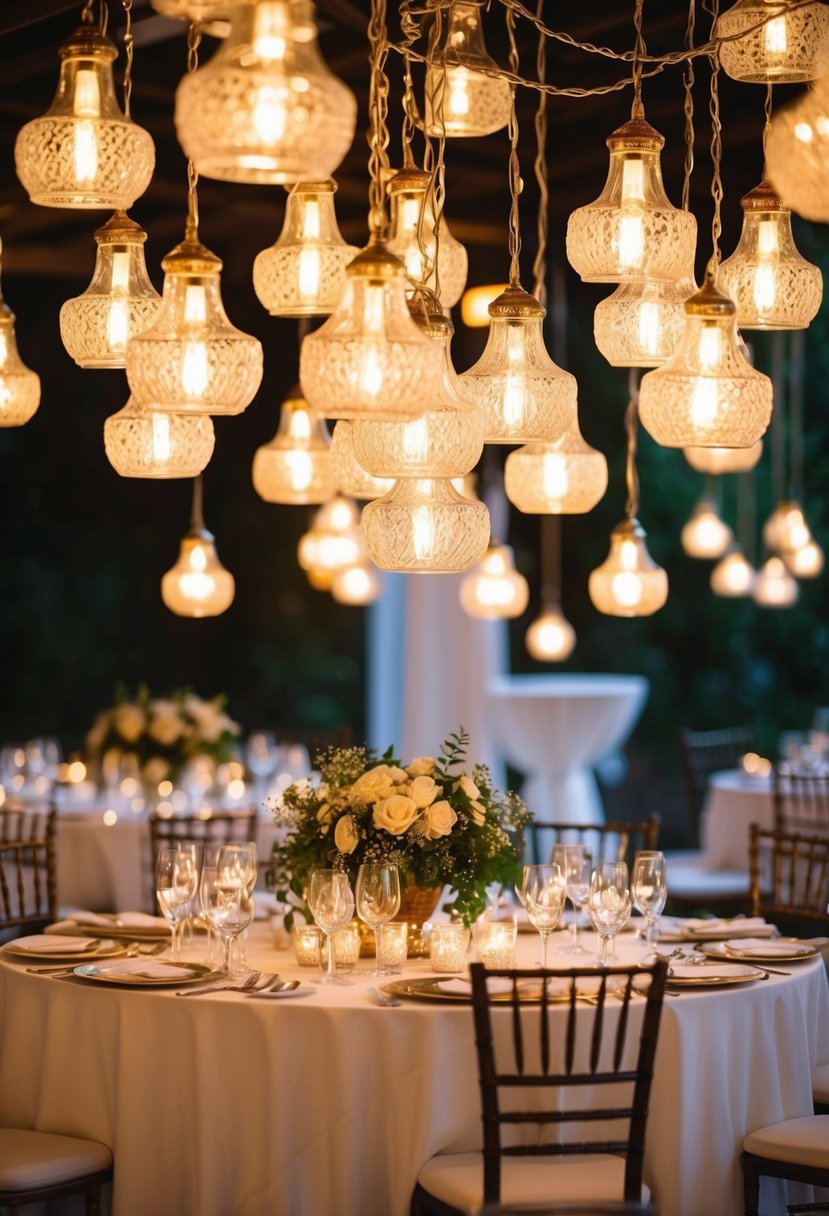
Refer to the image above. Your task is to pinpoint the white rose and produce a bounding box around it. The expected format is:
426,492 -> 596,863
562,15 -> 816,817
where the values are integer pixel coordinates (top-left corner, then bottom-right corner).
454,774 -> 480,801
423,799 -> 458,840
351,770 -> 396,803
334,813 -> 359,854
372,764 -> 409,785
113,704 -> 146,745
468,800 -> 487,827
409,775 -> 439,809
148,701 -> 184,747
372,794 -> 419,836
407,757 -> 436,777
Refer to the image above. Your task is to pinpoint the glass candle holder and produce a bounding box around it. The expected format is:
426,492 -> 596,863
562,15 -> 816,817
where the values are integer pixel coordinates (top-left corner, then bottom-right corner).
331,923 -> 361,971
429,924 -> 471,973
477,921 -> 517,969
292,923 -> 323,966
376,922 -> 408,973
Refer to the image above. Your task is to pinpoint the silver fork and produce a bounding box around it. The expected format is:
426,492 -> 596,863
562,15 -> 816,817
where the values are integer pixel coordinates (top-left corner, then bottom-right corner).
176,971 -> 274,997
367,986 -> 401,1008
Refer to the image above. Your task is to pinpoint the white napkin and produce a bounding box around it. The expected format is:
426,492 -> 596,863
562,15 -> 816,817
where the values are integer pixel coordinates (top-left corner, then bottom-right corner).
89,959 -> 182,979
687,917 -> 774,937
438,977 -> 514,996
722,937 -> 813,958
12,934 -> 98,954
68,910 -> 169,929
669,962 -> 752,979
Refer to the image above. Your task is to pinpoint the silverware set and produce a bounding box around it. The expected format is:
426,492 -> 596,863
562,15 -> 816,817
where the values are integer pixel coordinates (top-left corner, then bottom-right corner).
367,986 -> 401,1007
176,970 -> 285,997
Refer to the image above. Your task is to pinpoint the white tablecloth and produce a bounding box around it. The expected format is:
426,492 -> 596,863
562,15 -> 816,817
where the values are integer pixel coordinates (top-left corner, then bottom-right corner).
486,674 -> 649,824
1,924 -> 825,1216
700,771 -> 775,871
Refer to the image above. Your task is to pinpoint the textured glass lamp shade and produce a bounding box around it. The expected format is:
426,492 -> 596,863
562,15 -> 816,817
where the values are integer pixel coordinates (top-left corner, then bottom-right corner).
15,23 -> 154,210
161,527 -> 235,617
785,539 -> 824,577
252,387 -> 335,504
363,478 -> 489,573
766,78 -> 829,222
525,604 -> 576,662
504,427 -> 608,515
424,1 -> 511,138
300,239 -> 443,420
126,233 -> 263,416
684,439 -> 762,474
459,286 -> 576,444
566,116 -> 697,284
174,0 -> 356,185
60,212 -> 161,369
331,560 -> 383,605
762,499 -> 813,553
718,182 -> 822,330
753,555 -> 799,606
253,181 -> 358,317
639,275 -> 773,449
385,169 -> 468,308
594,270 -> 695,367
104,397 -> 215,478
681,497 -> 734,559
151,0 -> 231,25
588,518 -> 668,617
330,421 -> 394,500
711,548 -> 757,596
0,300 -> 40,428
459,542 -> 529,618
297,495 -> 362,576
716,0 -> 829,83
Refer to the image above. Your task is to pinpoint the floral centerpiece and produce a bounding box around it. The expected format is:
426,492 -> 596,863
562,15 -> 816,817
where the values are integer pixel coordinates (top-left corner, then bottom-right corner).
84,684 -> 240,789
267,729 -> 530,927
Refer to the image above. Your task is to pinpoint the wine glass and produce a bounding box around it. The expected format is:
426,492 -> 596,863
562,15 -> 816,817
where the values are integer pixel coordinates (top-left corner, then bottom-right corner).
201,867 -> 254,976
514,864 -> 531,908
307,869 -> 355,985
355,863 -> 401,976
198,864 -> 222,965
522,864 -> 566,970
156,846 -> 198,960
631,851 -> 667,945
246,731 -> 279,794
552,844 -> 592,955
217,842 -> 258,969
177,842 -> 201,948
587,861 -> 632,967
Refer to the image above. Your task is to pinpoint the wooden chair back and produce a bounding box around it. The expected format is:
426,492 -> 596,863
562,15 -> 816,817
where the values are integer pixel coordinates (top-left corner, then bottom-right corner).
749,823 -> 829,930
772,764 -> 829,836
0,799 -> 57,935
148,810 -> 258,911
469,959 -> 669,1207
678,726 -> 753,844
524,818 -> 660,873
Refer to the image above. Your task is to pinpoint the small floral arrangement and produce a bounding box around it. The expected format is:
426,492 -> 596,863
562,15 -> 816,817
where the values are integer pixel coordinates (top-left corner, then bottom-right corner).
267,729 -> 530,927
84,684 -> 241,788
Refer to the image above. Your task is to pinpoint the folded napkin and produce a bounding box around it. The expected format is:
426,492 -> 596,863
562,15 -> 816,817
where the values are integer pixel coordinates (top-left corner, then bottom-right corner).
438,977 -> 515,996
88,959 -> 180,979
687,917 -> 774,938
669,962 -> 749,979
13,934 -> 98,954
722,937 -> 814,958
67,910 -> 169,930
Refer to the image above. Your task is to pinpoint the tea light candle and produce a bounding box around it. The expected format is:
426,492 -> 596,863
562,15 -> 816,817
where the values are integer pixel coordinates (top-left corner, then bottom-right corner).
377,922 -> 408,972
430,924 -> 471,973
333,924 -> 361,969
292,925 -> 323,966
478,922 -> 517,969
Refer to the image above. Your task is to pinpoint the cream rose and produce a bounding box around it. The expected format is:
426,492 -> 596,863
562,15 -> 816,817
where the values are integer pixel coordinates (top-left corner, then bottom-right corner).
113,703 -> 146,745
409,775 -> 439,809
407,757 -> 436,777
468,799 -> 487,827
351,770 -> 396,804
334,813 -> 359,854
423,799 -> 458,840
454,774 -> 480,801
148,700 -> 184,747
372,793 -> 419,835
372,764 -> 409,785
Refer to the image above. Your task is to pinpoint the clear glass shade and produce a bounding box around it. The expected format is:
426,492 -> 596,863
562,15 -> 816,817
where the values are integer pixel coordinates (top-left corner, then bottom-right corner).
329,422 -> 394,501
385,169 -> 468,308
331,560 -> 383,605
711,548 -> 757,596
762,499 -> 813,553
60,211 -> 161,368
681,497 -> 734,559
423,2 -> 511,138
588,518 -> 668,617
299,240 -> 443,420
0,301 -> 40,429
525,604 -> 576,661
362,478 -> 489,573
15,24 -> 154,210
566,116 -> 697,284
718,182 -> 822,329
104,397 -> 215,479
716,0 -> 829,83
752,555 -> 799,606
252,181 -> 358,317
638,276 -> 773,449
504,426 -> 608,515
174,0 -> 356,185
252,387 -> 335,504
459,542 -> 529,618
766,76 -> 829,222
161,526 -> 235,617
594,271 -> 696,367
684,440 -> 762,474
459,286 -> 576,444
784,539 -> 824,577
297,495 -> 363,576
126,234 -> 263,416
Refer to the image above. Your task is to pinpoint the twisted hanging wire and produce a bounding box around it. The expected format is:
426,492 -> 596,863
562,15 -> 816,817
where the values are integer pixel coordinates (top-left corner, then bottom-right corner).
420,8 -> 447,301
705,0 -> 723,275
506,5 -> 522,287
191,473 -> 205,531
763,82 -> 773,177
399,0 -> 422,167
631,0 -> 646,118
366,0 -> 391,237
121,0 -> 134,119
185,23 -> 202,239
625,368 -> 641,520
531,0 -> 549,307
682,0 -> 695,212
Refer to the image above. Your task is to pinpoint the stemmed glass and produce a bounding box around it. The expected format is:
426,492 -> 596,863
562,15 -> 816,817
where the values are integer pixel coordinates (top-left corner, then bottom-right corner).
201,866 -> 254,977
307,869 -> 356,985
552,844 -> 592,954
198,863 -> 222,966
355,863 -> 401,977
156,846 -> 199,961
631,851 -> 667,945
587,861 -> 632,967
246,731 -> 279,794
522,864 -> 566,969
218,842 -> 258,970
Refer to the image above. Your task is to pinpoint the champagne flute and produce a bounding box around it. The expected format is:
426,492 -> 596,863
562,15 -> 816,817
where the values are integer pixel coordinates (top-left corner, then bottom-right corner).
523,863 -> 566,970
218,842 -> 258,970
587,861 -> 631,967
631,851 -> 667,945
156,846 -> 198,961
307,869 -> 355,985
198,864 -> 222,965
201,867 -> 254,976
552,844 -> 592,955
355,863 -> 401,976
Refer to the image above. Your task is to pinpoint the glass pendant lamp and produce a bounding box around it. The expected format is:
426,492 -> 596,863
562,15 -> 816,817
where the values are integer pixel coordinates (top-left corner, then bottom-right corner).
60,211 -> 161,368
459,284 -> 576,444
566,110 -> 696,284
175,0 -> 356,185
15,16 -> 154,210
594,268 -> 696,367
151,0 -> 231,31
252,180 -> 359,317
752,554 -> 799,606
297,495 -> 363,584
785,538 -> 824,578
766,77 -> 829,222
362,477 -> 489,573
105,396 -> 215,479
684,440 -> 762,474
718,181 -> 822,330
331,560 -> 383,605
0,252 -> 40,428
504,427 -> 608,515
329,422 -> 394,501
711,547 -> 757,596
681,496 -> 734,559
716,0 -> 829,83
762,499 -> 813,553
588,517 -> 668,617
252,385 -> 335,504
424,1 -> 511,138
639,273 -> 773,449
526,604 -> 576,662
161,477 -> 235,617
459,542 -> 529,619
385,168 -> 468,308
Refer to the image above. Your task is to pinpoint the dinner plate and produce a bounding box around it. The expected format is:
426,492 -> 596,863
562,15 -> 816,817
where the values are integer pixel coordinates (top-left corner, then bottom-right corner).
658,962 -> 767,988
46,917 -> 170,941
381,976 -> 627,1004
73,960 -> 219,986
701,939 -> 818,964
1,936 -> 126,963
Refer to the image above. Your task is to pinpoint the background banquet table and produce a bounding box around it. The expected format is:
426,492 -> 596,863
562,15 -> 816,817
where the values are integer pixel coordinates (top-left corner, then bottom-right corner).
1,923 -> 825,1216
699,770 -> 775,871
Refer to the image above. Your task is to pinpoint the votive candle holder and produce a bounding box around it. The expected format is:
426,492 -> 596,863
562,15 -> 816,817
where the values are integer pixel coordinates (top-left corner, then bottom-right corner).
477,922 -> 517,969
293,924 -> 323,966
429,923 -> 471,973
376,922 -> 408,973
332,923 -> 361,971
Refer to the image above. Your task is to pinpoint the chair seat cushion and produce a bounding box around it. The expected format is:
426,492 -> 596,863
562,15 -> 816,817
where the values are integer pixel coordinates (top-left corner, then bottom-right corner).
814,1064 -> 829,1104
0,1129 -> 112,1192
744,1115 -> 829,1169
663,851 -> 749,897
416,1151 -> 649,1213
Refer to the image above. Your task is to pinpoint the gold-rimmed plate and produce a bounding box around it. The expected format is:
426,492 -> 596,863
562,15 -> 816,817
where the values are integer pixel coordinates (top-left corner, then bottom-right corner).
46,917 -> 170,941
657,962 -> 767,988
701,939 -> 818,965
73,959 -> 219,986
381,976 -> 627,1004
1,936 -> 126,964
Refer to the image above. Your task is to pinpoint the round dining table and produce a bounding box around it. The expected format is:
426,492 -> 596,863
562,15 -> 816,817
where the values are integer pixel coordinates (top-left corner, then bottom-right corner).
700,769 -> 775,871
1,921 -> 825,1216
